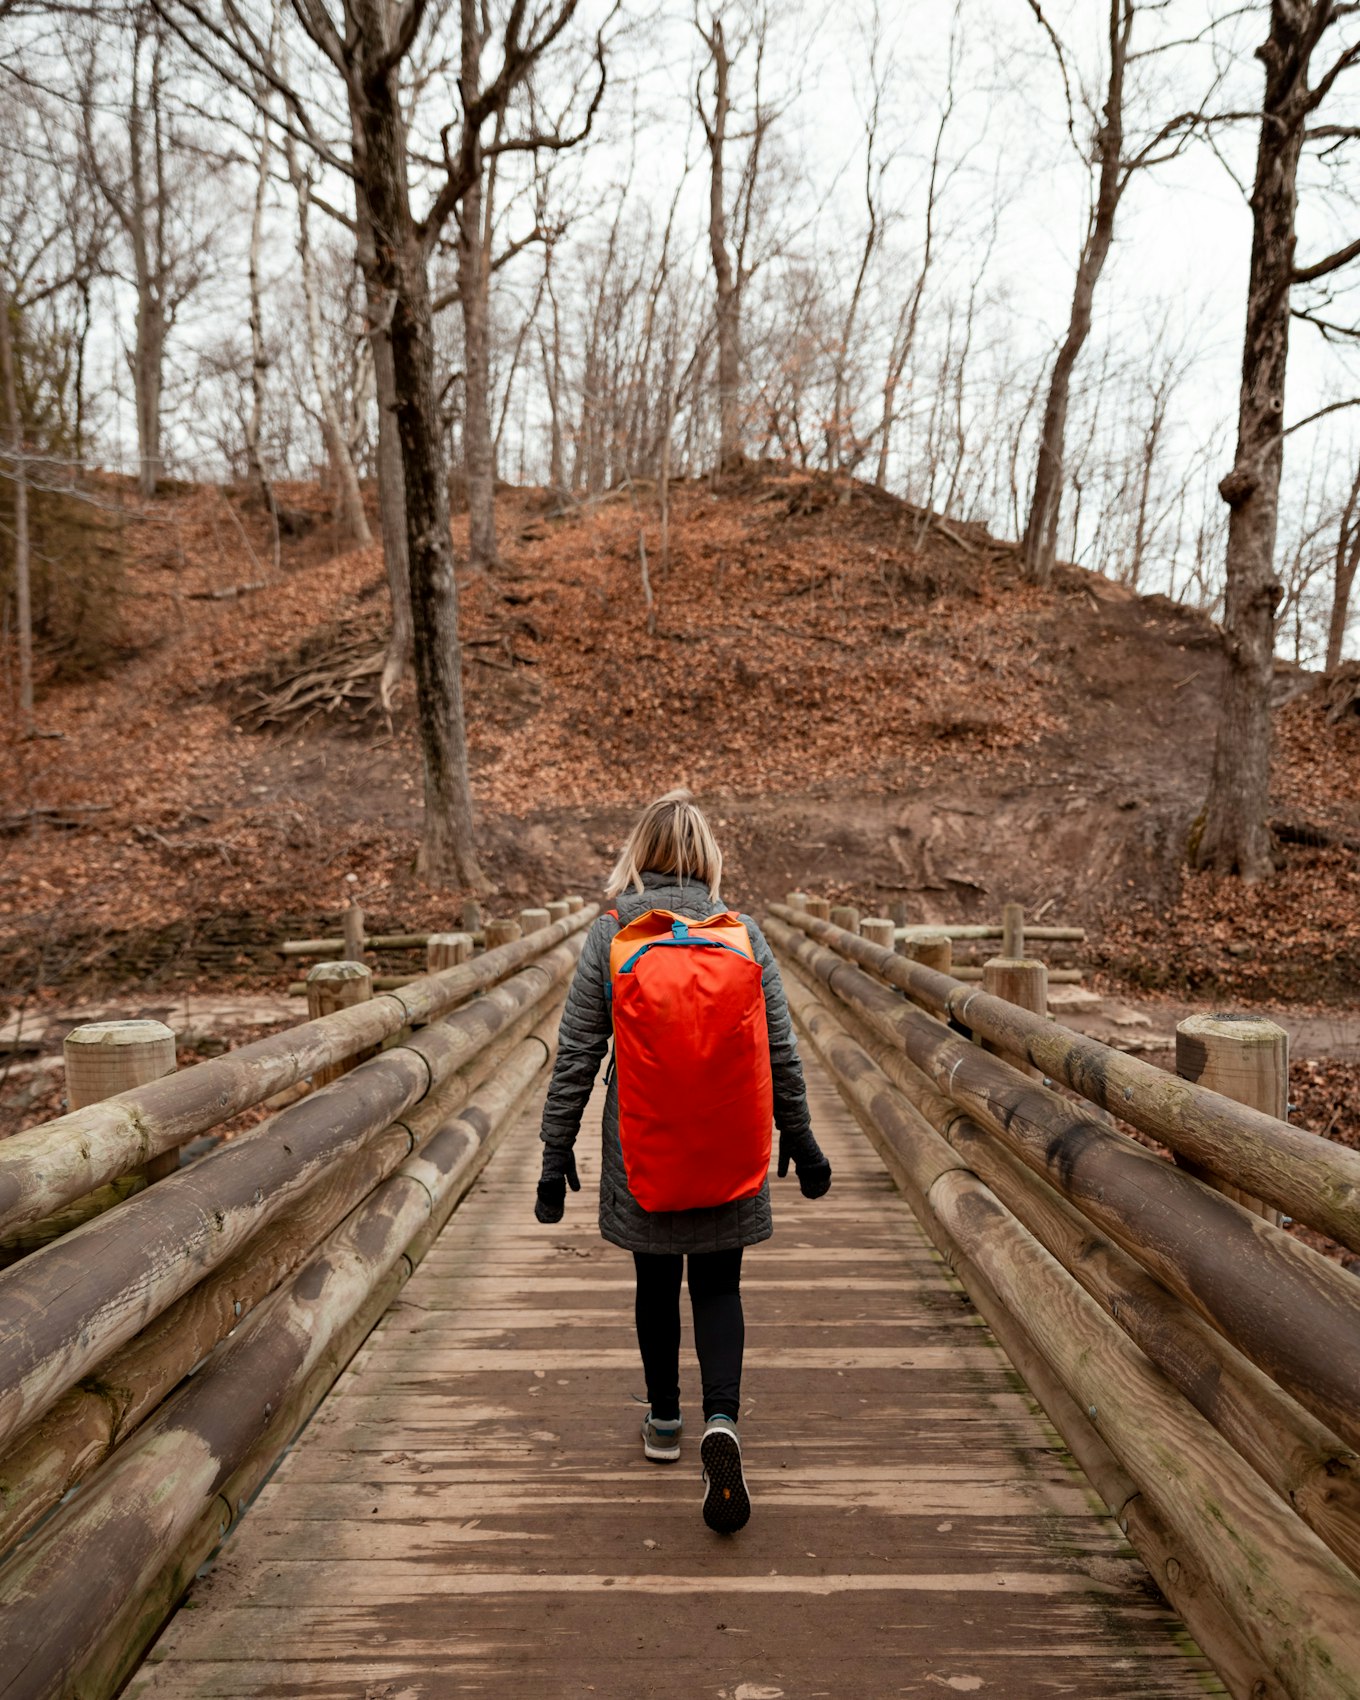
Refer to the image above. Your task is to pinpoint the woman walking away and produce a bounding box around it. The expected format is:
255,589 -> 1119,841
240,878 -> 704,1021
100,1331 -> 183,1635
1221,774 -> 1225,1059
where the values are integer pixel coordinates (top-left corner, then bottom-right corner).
534,790 -> 831,1534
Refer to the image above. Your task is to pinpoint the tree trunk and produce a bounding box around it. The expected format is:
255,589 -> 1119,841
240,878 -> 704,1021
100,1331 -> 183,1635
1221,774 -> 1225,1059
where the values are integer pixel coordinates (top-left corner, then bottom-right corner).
456,171 -> 497,568
0,281 -> 32,729
133,285 -> 165,498
352,47 -> 485,888
370,298 -> 414,707
542,264 -> 565,493
245,103 -> 277,539
291,161 -> 372,548
1022,0 -> 1128,587
455,0 -> 498,569
1194,8 -> 1311,880
703,21 -> 743,473
1325,461 -> 1360,671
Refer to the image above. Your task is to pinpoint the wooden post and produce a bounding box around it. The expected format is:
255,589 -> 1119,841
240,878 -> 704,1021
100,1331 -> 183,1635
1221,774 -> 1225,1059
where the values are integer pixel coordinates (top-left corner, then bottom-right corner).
829,904 -> 861,933
426,933 -> 473,972
563,895 -> 584,913
861,918 -> 895,949
65,1021 -> 179,1184
888,900 -> 909,928
483,918 -> 522,949
545,900 -> 571,924
903,933 -> 952,974
461,898 -> 482,934
785,890 -> 809,911
804,896 -> 831,921
1175,1014 -> 1288,1224
305,961 -> 374,1088
519,907 -> 550,933
1002,902 -> 1025,959
982,958 -> 1048,1077
341,904 -> 365,963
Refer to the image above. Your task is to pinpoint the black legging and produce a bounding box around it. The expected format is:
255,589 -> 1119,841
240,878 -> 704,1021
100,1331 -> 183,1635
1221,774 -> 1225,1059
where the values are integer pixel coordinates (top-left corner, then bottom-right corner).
633,1248 -> 744,1423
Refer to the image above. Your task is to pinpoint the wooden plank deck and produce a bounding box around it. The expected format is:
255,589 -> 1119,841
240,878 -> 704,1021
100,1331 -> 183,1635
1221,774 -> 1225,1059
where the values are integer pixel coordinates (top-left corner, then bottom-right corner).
129,1059 -> 1224,1699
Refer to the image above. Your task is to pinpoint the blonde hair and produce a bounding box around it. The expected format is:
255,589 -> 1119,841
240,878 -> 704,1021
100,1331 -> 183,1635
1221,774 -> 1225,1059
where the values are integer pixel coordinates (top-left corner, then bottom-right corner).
605,789 -> 724,900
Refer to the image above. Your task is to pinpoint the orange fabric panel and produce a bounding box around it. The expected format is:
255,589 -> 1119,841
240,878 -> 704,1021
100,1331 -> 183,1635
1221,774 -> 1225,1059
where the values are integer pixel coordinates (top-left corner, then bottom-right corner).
608,909 -> 773,1213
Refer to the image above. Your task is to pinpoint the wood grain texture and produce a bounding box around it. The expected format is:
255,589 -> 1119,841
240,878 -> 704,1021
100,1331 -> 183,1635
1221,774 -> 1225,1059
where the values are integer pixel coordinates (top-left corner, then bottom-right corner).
0,1031 -> 559,1700
769,903 -> 1360,1253
767,918 -> 1360,1457
0,948 -> 582,1460
126,1060 -> 1223,1700
782,953 -> 1360,1581
0,908 -> 596,1240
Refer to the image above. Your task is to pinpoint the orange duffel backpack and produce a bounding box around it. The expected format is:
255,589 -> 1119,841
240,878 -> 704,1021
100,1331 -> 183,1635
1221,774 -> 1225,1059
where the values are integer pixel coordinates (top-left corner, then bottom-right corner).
606,908 -> 774,1213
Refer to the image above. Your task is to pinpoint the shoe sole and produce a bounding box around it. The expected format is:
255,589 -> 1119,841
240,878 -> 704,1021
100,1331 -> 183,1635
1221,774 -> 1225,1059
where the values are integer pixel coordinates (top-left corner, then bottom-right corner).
700,1428 -> 751,1533
643,1438 -> 681,1463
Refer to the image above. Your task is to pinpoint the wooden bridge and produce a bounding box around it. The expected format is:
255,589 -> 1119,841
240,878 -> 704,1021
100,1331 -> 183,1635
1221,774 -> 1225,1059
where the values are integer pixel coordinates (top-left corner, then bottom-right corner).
0,899 -> 1358,1698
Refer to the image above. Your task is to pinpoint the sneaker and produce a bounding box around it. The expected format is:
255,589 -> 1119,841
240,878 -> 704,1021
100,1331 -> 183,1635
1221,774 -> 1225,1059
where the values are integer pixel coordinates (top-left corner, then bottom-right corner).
700,1416 -> 751,1533
641,1409 -> 683,1463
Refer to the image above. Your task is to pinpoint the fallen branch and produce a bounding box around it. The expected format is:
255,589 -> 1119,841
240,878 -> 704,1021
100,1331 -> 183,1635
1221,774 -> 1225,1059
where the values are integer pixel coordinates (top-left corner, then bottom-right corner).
1271,818 -> 1360,854
0,806 -> 111,836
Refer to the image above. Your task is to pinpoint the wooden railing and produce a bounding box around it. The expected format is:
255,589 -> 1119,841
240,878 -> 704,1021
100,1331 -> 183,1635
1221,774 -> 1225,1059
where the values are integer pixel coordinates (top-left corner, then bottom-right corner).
0,904 -> 594,1699
767,901 -> 1360,1700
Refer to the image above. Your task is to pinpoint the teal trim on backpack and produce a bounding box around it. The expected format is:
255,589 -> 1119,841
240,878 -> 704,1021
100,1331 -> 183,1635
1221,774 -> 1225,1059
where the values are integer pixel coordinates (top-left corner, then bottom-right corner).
619,937 -> 751,975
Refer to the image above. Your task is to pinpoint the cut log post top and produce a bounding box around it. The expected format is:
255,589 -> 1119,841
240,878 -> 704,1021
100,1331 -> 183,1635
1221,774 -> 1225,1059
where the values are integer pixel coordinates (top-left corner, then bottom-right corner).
426,933 -> 473,972
484,918 -> 523,948
1177,1014 -> 1288,1226
563,896 -> 585,913
803,897 -> 831,920
860,918 -> 896,949
982,957 -> 1048,1017
66,1021 -> 180,1187
829,904 -> 860,933
766,901 -> 1360,1257
520,908 -> 551,934
902,933 -> 952,973
64,1022 -> 177,1112
305,962 -> 374,1090
545,900 -> 572,924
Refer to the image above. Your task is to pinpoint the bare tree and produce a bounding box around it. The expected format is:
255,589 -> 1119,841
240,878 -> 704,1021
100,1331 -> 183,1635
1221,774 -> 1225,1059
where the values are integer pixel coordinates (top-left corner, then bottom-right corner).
875,67 -> 954,491
1325,455 -> 1360,669
166,0 -> 607,882
1021,0 -> 1208,586
1195,1 -> 1360,879
80,6 -> 210,497
0,279 -> 32,729
696,4 -> 773,473
281,126 -> 372,545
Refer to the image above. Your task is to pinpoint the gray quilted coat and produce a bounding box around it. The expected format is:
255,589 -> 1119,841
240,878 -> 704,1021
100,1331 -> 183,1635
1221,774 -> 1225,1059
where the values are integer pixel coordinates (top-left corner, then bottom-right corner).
538,872 -> 821,1254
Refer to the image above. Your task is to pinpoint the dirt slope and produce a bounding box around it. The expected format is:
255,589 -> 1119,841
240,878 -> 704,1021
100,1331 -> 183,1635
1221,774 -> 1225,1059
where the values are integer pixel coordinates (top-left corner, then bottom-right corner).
1,468 -> 1357,1002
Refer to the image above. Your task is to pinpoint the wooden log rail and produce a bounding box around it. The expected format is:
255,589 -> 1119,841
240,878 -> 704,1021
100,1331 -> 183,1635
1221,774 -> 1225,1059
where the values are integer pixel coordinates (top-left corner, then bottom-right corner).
0,905 -> 596,1243
768,903 -> 1360,1256
767,906 -> 1360,1700
0,918 -> 584,1699
279,894 -> 585,959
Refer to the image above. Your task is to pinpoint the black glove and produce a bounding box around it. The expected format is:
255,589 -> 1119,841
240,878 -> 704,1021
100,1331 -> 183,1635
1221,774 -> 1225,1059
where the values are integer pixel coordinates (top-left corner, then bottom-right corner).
797,1157 -> 832,1199
777,1130 -> 832,1199
535,1150 -> 580,1223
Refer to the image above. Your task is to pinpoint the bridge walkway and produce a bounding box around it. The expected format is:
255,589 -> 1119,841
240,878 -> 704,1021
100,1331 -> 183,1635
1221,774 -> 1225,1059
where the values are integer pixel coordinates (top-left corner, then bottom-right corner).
128,1060 -> 1222,1699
